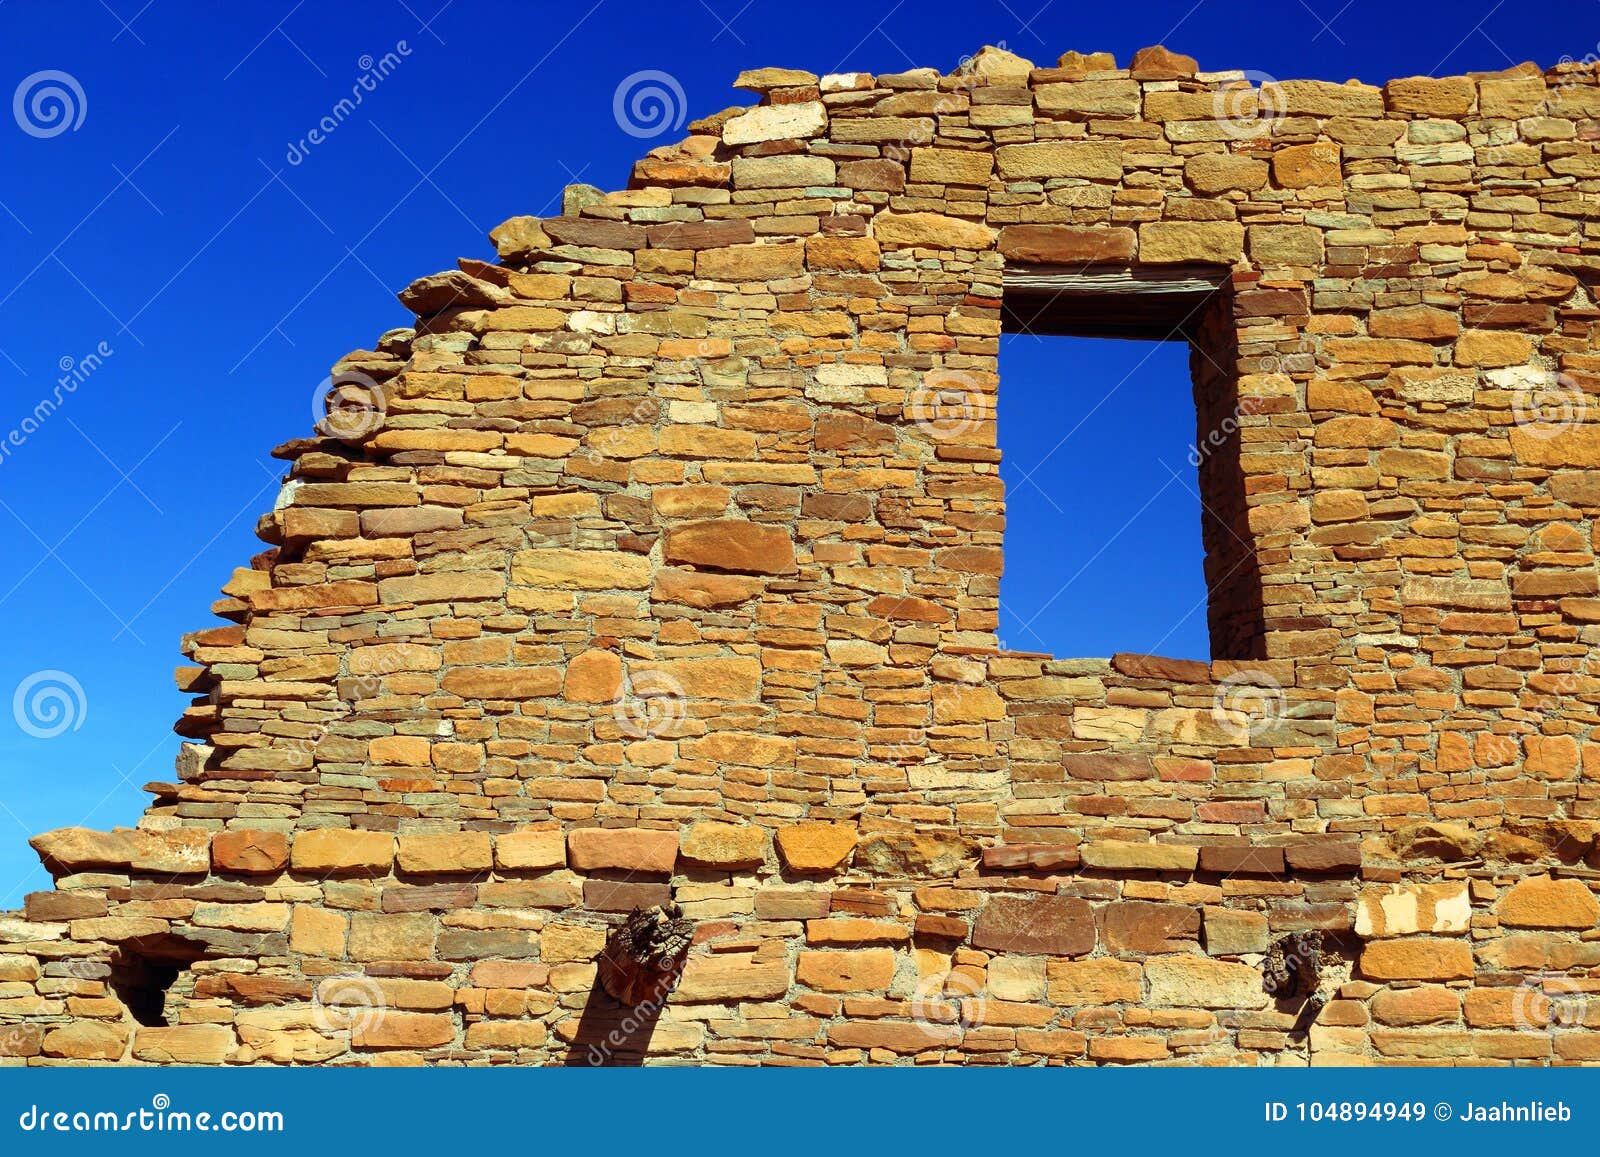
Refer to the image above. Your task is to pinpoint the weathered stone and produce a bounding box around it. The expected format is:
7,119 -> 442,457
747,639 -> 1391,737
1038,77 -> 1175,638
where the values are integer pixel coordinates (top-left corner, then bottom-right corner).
996,224 -> 1135,265
494,829 -> 566,871
856,831 -> 977,877
290,830 -> 395,875
565,828 -> 678,874
1145,955 -> 1267,1009
396,832 -> 493,874
1138,221 -> 1243,265
872,211 -> 996,251
1359,938 -> 1476,981
663,520 -> 797,575
680,822 -> 768,869
776,824 -> 857,873
972,895 -> 1095,956
1496,877 -> 1600,929
1047,958 -> 1143,1005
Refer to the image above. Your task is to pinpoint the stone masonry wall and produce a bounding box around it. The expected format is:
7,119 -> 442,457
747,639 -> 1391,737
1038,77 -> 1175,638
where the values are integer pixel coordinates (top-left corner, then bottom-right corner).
4,43 -> 1600,1066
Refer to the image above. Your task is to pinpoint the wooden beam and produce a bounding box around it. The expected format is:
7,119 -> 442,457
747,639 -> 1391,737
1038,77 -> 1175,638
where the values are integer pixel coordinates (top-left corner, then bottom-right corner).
1002,264 -> 1226,341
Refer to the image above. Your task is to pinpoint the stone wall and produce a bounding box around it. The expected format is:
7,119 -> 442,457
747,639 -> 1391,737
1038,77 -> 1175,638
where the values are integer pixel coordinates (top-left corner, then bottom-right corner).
4,43 -> 1600,1066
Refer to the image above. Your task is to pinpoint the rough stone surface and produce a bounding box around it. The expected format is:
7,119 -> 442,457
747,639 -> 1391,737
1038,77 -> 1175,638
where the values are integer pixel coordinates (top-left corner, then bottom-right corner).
5,42 -> 1600,1069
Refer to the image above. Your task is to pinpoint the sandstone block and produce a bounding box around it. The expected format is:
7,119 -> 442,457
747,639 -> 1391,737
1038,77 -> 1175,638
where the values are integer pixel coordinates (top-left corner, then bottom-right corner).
722,102 -> 826,145
871,211 -> 995,251
776,823 -> 858,873
797,949 -> 896,992
1137,221 -> 1243,265
675,954 -> 790,1002
396,832 -> 493,874
1359,938 -> 1475,981
494,829 -> 566,871
132,1024 -> 235,1064
972,895 -> 1095,956
352,1012 -> 455,1050
563,649 -> 622,704
566,828 -> 678,874
1145,954 -> 1266,1009
290,830 -> 395,875
680,822 -> 768,869
996,224 -> 1135,264
1046,958 -> 1142,1005
663,520 -> 797,575
1496,877 -> 1600,929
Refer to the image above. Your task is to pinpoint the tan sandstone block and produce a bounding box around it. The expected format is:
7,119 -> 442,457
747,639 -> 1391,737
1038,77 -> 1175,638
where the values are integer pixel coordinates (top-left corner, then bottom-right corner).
679,822 -> 768,869
1047,958 -> 1143,1005
1496,877 -> 1600,929
797,949 -> 896,992
776,823 -> 858,873
396,832 -> 492,874
1138,221 -> 1243,265
566,828 -> 678,873
1359,938 -> 1475,981
212,830 -> 290,874
494,829 -> 566,871
871,211 -> 996,251
132,1024 -> 235,1064
290,829 -> 395,875
563,649 -> 623,704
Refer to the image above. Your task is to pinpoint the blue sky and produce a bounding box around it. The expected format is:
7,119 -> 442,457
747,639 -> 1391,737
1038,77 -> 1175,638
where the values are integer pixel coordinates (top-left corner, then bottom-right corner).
0,0 -> 1584,896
